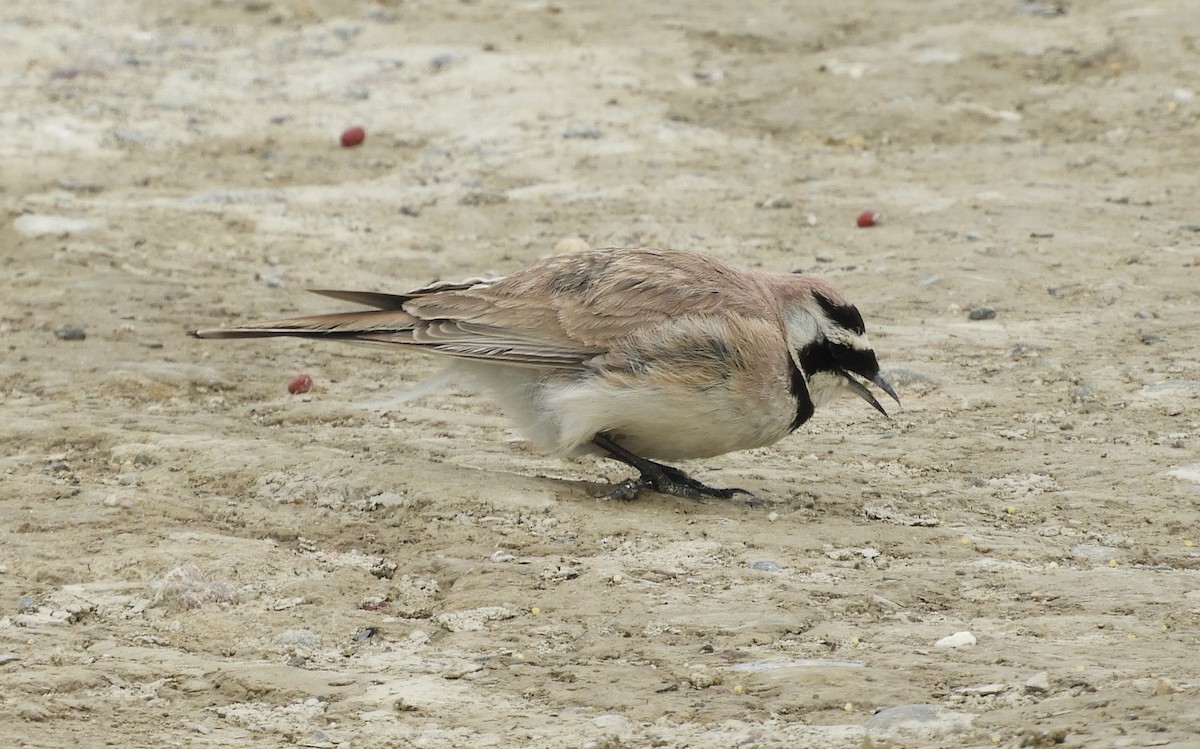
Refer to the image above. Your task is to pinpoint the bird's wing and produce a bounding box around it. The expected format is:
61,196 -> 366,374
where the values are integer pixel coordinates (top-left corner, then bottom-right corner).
403,249 -> 777,347
192,249 -> 778,369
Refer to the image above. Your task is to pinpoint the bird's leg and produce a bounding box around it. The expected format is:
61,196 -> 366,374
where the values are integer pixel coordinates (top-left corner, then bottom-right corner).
591,434 -> 751,501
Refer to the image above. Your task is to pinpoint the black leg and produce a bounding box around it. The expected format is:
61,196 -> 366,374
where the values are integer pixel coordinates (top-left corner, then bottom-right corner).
591,434 -> 751,501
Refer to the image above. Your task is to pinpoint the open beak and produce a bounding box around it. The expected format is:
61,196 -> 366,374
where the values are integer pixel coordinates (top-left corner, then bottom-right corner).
843,372 -> 901,418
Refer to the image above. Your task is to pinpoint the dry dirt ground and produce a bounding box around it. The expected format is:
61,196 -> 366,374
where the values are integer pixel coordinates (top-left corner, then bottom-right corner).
3,0 -> 1200,747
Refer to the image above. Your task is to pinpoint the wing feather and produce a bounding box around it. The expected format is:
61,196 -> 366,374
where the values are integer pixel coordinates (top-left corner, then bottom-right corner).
193,249 -> 779,370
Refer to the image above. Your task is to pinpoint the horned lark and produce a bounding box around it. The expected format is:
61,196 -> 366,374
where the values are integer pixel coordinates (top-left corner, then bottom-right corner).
192,248 -> 898,500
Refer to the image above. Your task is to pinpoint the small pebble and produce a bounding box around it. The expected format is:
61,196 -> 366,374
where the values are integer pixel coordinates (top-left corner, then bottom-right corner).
340,126 -> 366,148
562,126 -> 603,139
14,215 -> 102,237
55,325 -> 87,341
934,631 -> 977,648
287,373 -> 313,395
856,210 -> 878,228
308,730 -> 333,749
760,195 -> 793,210
489,550 -> 515,563
1030,230 -> 1055,238
1025,671 -> 1051,692
1139,331 -> 1166,344
750,560 -> 782,572
102,492 -> 138,509
274,628 -> 322,652
256,270 -> 285,288
591,714 -> 630,733
1134,310 -> 1153,319
968,306 -> 997,321
18,596 -> 38,614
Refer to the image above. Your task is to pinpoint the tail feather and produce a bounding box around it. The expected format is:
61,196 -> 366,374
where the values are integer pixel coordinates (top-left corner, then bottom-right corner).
190,309 -> 419,340
308,289 -> 411,309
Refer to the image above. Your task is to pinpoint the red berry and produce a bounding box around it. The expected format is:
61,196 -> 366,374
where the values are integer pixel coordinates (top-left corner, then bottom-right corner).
856,210 -> 877,228
287,373 -> 313,394
340,126 -> 366,148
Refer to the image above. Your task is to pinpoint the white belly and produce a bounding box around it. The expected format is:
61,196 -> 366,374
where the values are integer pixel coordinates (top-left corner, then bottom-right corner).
536,376 -> 796,460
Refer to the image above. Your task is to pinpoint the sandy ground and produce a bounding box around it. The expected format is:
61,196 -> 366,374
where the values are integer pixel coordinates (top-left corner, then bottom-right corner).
3,0 -> 1200,746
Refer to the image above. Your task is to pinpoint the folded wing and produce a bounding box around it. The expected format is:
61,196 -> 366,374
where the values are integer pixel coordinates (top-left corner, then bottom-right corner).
191,248 -> 776,370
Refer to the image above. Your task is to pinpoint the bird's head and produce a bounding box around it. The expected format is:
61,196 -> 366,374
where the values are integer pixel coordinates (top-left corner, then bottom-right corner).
779,277 -> 899,417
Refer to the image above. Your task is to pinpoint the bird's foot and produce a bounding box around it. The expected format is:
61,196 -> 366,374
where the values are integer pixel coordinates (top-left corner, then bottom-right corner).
591,432 -> 752,501
601,461 -> 751,501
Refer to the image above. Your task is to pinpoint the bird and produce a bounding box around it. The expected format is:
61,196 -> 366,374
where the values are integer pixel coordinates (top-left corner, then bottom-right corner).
191,247 -> 898,500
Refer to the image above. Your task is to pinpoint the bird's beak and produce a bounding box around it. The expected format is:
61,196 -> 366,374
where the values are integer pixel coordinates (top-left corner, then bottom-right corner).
873,373 -> 900,406
843,372 -> 900,418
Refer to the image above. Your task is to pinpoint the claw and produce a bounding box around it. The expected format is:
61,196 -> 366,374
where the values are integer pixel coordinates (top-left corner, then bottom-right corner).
591,433 -> 751,501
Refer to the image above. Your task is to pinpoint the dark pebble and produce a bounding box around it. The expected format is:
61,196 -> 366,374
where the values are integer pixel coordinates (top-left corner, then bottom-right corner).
55,325 -> 87,341
563,126 -> 603,139
968,306 -> 997,321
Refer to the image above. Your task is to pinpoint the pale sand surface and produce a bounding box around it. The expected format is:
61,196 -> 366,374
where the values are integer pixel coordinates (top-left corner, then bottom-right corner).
2,1 -> 1199,746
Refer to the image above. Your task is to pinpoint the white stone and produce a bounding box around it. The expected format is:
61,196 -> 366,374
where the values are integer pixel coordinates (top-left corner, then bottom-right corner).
934,631 -> 977,649
1025,671 -> 1051,692
591,714 -> 630,732
14,214 -> 104,237
1168,463 -> 1200,484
